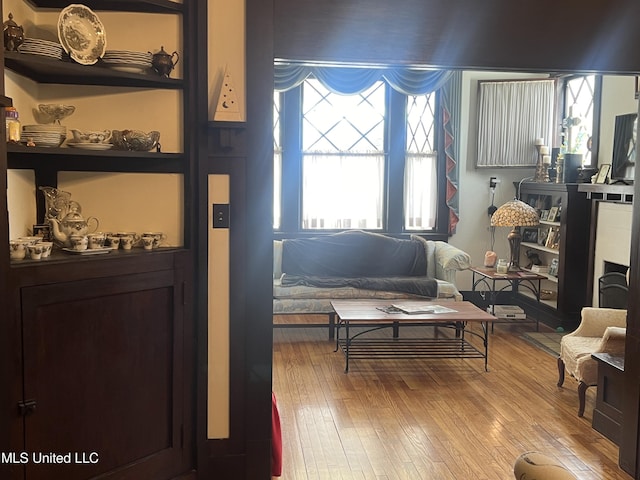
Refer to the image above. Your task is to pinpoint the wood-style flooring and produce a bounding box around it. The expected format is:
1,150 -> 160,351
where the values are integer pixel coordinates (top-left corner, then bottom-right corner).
272,315 -> 632,479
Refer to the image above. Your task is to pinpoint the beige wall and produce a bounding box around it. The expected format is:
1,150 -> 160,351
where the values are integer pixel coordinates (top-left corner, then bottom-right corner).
208,0 -> 245,121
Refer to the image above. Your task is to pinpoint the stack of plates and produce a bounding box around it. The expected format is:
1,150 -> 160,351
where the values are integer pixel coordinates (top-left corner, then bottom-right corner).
101,50 -> 153,74
21,124 -> 66,148
17,38 -> 64,60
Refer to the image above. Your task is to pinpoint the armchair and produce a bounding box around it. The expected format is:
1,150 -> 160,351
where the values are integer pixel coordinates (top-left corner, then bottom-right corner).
557,307 -> 627,417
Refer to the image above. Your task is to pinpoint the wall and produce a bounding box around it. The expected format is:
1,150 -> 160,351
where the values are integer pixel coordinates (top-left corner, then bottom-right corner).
207,0 -> 245,120
450,71 -> 537,290
599,75 -> 637,165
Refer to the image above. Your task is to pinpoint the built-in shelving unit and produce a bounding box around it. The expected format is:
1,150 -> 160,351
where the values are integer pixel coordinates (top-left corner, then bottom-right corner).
2,0 -> 197,477
516,182 -> 591,329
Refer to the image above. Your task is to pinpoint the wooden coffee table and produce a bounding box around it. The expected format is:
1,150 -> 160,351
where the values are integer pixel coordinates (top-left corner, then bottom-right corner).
331,299 -> 496,372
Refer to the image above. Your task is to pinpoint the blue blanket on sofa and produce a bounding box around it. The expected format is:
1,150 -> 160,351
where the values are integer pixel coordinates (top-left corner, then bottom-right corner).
280,230 -> 437,298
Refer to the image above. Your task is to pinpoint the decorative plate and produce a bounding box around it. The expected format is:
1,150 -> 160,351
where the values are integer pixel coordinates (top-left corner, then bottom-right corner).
57,4 -> 107,65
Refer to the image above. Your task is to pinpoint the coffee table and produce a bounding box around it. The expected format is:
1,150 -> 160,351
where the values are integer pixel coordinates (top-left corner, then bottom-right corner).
331,299 -> 496,372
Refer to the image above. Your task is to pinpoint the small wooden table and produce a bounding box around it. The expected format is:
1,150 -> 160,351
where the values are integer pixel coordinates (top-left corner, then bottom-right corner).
331,299 -> 496,372
470,266 -> 545,331
591,352 -> 624,445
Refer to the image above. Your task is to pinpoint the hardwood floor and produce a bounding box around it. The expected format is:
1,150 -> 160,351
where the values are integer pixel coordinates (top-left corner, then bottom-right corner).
272,315 -> 632,479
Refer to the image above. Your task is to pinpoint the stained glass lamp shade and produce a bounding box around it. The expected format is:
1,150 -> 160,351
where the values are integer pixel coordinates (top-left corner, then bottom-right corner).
490,199 -> 540,271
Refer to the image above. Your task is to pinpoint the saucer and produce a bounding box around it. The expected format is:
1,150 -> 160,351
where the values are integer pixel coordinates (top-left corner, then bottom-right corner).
62,247 -> 111,255
67,142 -> 113,150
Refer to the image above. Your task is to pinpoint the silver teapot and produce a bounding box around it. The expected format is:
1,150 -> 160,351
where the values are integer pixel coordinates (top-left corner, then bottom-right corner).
3,13 -> 24,52
150,46 -> 179,78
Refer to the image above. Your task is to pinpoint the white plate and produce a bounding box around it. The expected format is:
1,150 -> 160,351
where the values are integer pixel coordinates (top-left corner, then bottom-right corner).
62,247 -> 111,255
67,142 -> 113,150
57,4 -> 107,65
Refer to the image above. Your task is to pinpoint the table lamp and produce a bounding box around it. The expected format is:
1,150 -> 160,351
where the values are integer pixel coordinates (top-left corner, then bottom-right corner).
490,198 -> 540,271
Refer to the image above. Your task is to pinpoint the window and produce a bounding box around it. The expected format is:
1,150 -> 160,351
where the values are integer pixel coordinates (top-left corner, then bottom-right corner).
301,79 -> 385,229
476,79 -> 556,167
562,75 -> 597,167
274,75 -> 441,233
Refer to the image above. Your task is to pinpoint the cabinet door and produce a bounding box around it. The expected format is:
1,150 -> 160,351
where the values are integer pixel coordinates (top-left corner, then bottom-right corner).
19,269 -> 189,480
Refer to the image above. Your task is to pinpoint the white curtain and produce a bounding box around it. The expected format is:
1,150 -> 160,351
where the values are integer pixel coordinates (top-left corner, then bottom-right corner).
477,79 -> 555,167
302,153 -> 384,229
404,153 -> 437,229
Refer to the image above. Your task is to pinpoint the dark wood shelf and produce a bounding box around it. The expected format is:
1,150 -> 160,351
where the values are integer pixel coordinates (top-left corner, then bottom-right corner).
8,144 -> 183,173
5,52 -> 183,89
516,182 -> 591,329
10,247 -> 186,273
577,183 -> 634,204
25,0 -> 183,13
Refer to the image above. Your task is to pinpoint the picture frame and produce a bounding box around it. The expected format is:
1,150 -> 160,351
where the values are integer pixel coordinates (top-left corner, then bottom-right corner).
540,210 -> 549,221
545,227 -> 560,249
522,228 -> 538,244
538,227 -> 549,246
595,163 -> 611,184
548,206 -> 559,222
32,224 -> 51,242
548,258 -> 559,277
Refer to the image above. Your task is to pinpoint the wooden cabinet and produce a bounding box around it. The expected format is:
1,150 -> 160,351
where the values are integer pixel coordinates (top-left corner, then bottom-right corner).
1,0 -> 198,478
516,182 -> 591,329
7,250 -> 193,480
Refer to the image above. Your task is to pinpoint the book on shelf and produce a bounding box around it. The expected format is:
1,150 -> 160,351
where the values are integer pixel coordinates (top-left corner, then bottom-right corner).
531,265 -> 549,273
517,271 -> 540,278
490,305 -> 527,319
390,304 -> 458,315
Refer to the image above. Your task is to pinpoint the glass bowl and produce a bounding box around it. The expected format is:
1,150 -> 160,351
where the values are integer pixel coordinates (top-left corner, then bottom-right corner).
37,104 -> 76,124
111,130 -> 160,151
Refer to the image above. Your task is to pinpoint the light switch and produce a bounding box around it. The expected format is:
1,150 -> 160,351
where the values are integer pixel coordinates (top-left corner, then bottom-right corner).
212,203 -> 230,229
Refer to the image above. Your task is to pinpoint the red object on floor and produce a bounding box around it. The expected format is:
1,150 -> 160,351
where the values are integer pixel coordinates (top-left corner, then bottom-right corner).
272,392 -> 282,477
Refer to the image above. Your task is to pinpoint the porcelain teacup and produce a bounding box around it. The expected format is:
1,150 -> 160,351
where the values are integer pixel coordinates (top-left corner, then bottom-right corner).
106,235 -> 120,250
142,231 -> 166,249
40,242 -> 53,258
88,232 -> 106,249
70,234 -> 88,251
120,235 -> 135,250
142,235 -> 155,250
9,240 -> 27,260
27,243 -> 44,260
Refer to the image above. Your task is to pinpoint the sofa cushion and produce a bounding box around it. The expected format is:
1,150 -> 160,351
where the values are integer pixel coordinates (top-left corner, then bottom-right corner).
410,234 -> 436,279
274,278 -> 460,300
282,230 -> 427,277
274,240 -> 283,279
435,241 -> 472,271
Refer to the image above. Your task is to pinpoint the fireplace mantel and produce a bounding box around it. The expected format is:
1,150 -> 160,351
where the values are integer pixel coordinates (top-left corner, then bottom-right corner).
578,183 -> 634,204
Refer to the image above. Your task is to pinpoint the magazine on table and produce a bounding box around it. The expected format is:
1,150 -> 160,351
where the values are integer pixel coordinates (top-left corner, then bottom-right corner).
389,304 -> 458,315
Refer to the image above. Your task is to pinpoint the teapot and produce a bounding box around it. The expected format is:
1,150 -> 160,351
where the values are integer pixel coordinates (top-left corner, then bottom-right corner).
150,46 -> 179,78
50,210 -> 99,248
3,13 -> 24,52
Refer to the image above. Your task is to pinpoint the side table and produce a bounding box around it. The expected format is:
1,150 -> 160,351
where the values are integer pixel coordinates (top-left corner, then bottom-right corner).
470,266 -> 544,331
591,352 -> 624,445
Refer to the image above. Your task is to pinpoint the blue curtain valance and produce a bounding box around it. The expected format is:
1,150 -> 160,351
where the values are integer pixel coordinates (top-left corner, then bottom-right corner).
274,64 -> 452,96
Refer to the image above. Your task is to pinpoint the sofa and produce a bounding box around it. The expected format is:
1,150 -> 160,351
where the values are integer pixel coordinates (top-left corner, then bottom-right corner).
273,230 -> 471,337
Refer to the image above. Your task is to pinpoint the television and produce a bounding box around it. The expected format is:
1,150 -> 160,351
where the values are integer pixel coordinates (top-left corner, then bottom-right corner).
611,112 -> 637,184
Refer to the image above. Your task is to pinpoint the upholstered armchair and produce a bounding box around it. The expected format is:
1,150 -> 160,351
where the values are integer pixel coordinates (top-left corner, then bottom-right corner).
557,307 -> 627,417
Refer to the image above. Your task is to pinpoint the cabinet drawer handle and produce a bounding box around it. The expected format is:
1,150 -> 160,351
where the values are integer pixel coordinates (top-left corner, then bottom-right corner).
17,399 -> 36,416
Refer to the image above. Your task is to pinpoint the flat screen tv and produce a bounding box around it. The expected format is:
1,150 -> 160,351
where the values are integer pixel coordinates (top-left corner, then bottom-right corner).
611,112 -> 636,184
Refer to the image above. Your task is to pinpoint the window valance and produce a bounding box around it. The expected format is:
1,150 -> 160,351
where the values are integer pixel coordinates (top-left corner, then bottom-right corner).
274,64 -> 452,96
